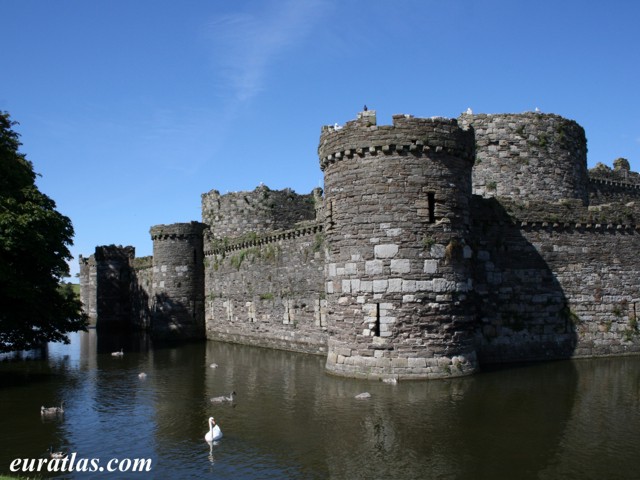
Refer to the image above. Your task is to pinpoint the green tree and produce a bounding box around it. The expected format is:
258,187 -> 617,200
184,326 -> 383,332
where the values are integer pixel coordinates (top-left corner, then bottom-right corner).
0,111 -> 87,352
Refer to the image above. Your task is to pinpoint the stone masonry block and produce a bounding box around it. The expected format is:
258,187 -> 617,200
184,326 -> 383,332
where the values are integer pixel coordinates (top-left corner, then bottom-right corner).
388,278 -> 402,292
374,244 -> 399,259
391,259 -> 411,274
344,262 -> 357,275
424,260 -> 438,274
373,279 -> 388,293
365,260 -> 383,275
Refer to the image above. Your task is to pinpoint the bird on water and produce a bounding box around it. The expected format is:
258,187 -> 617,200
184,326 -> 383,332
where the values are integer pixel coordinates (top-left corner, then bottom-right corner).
205,417 -> 223,442
210,391 -> 236,404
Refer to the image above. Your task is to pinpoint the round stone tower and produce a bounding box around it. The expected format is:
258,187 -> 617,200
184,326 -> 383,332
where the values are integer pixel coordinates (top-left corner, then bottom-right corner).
318,110 -> 478,380
201,185 -> 317,240
150,222 -> 207,341
459,112 -> 588,204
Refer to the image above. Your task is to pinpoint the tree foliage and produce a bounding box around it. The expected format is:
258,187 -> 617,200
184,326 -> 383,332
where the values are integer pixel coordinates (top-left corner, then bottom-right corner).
0,111 -> 87,352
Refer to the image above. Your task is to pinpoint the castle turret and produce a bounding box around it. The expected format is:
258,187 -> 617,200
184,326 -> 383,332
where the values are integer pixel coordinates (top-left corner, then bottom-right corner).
318,111 -> 478,380
150,222 -> 207,341
459,112 -> 588,204
93,245 -> 135,330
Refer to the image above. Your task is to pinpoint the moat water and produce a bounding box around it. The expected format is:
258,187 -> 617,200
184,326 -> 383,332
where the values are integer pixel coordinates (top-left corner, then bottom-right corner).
0,330 -> 638,480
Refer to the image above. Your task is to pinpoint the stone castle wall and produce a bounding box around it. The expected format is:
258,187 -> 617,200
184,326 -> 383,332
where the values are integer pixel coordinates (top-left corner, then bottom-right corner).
470,197 -> 640,363
588,158 -> 640,205
79,109 -> 640,380
204,223 -> 326,354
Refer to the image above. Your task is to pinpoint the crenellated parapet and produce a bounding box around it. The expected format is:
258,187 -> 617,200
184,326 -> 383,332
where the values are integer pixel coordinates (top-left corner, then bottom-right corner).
319,111 -> 475,171
204,222 -> 322,256
588,158 -> 640,205
150,222 -> 208,240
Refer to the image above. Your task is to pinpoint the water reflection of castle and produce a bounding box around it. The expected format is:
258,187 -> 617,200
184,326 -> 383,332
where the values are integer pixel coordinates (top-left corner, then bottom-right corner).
80,109 -> 640,380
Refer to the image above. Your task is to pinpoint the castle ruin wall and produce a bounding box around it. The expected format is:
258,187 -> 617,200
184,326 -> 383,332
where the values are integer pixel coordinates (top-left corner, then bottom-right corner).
204,223 -> 327,355
78,109 -> 640,379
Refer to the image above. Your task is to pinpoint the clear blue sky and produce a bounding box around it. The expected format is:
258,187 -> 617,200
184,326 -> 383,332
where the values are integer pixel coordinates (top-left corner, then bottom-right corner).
2,0 -> 639,280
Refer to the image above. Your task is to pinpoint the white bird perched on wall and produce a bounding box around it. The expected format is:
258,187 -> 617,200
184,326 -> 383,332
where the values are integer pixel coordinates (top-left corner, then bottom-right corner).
466,107 -> 473,115
334,123 -> 343,131
210,391 -> 236,404
205,417 -> 223,442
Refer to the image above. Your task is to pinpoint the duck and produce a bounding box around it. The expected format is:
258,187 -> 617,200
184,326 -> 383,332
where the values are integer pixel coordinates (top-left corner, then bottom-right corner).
49,446 -> 67,459
210,391 -> 236,404
138,372 -> 147,379
111,348 -> 124,357
41,402 -> 64,416
204,417 -> 223,442
209,363 -> 219,369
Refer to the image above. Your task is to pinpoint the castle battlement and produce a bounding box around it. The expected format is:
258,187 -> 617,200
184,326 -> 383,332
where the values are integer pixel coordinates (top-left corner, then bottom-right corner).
204,222 -> 322,256
319,111 -> 474,170
150,222 -> 207,240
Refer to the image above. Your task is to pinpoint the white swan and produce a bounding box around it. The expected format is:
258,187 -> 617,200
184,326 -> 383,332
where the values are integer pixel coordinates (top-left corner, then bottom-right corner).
111,349 -> 124,357
210,391 -> 236,404
41,402 -> 64,416
205,417 -> 223,442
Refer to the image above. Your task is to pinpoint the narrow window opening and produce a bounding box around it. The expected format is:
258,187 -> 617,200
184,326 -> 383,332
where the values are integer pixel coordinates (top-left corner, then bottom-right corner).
373,303 -> 381,337
427,192 -> 436,223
